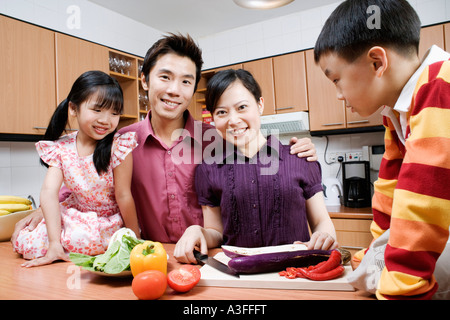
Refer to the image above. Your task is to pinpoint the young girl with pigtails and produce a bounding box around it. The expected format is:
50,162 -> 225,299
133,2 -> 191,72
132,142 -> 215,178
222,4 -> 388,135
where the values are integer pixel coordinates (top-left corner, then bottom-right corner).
14,70 -> 140,267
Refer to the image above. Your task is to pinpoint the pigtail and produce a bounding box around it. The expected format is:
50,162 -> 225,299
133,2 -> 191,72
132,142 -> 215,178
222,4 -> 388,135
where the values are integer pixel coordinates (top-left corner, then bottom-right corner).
93,131 -> 116,175
43,99 -> 70,141
39,99 -> 70,168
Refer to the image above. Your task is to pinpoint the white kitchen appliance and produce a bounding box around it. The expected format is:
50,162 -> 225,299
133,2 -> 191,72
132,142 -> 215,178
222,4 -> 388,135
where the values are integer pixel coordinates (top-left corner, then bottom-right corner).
322,177 -> 342,211
260,111 -> 309,134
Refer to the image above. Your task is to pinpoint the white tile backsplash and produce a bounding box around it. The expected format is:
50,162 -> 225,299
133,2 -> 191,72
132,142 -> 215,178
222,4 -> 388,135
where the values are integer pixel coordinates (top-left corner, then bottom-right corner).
0,142 -> 43,207
278,130 -> 384,184
0,168 -> 12,195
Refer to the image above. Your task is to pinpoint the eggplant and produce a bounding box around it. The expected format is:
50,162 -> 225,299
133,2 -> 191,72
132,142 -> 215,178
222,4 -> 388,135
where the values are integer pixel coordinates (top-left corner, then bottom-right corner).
222,244 -> 308,258
223,245 -> 331,274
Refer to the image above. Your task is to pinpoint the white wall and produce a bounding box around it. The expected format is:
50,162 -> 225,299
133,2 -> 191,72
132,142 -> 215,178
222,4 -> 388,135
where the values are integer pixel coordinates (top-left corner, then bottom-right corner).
0,141 -> 46,205
199,0 -> 450,69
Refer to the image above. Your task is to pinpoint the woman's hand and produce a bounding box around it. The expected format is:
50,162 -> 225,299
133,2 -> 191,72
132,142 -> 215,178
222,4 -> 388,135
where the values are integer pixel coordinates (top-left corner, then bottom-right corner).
173,225 -> 208,264
21,242 -> 70,268
296,231 -> 338,251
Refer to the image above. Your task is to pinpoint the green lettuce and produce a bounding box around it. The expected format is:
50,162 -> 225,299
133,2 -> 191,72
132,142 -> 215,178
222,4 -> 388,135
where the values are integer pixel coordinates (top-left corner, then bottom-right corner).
69,234 -> 144,274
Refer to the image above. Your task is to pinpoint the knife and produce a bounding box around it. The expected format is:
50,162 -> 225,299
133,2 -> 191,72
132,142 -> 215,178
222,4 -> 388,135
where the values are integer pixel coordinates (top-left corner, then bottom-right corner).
193,250 -> 240,278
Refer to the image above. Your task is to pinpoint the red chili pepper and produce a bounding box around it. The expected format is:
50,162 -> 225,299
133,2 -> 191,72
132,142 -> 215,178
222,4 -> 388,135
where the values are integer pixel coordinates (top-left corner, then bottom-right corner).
286,267 -> 298,279
309,250 -> 341,274
306,260 -> 327,271
297,265 -> 345,281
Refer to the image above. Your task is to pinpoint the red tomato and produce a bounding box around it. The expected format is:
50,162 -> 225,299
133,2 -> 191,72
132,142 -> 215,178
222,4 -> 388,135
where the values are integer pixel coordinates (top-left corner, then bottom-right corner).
167,265 -> 201,293
132,270 -> 167,300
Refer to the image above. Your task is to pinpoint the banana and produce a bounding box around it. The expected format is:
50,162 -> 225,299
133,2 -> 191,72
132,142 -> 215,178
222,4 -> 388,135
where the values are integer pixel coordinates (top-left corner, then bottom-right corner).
0,195 -> 32,206
0,203 -> 31,213
0,209 -> 11,216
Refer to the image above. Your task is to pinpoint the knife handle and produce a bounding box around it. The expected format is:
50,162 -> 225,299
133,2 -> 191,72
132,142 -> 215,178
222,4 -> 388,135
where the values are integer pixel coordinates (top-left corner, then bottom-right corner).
193,249 -> 208,265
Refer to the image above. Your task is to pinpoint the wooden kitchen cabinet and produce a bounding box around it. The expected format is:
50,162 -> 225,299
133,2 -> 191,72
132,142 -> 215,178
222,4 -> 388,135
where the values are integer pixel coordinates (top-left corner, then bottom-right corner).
107,50 -> 143,128
272,51 -> 308,113
55,33 -> 109,131
243,58 -> 276,115
188,70 -> 216,122
214,63 -> 243,72
305,49 -> 346,131
55,34 -> 109,103
0,16 -> 143,136
331,217 -> 373,256
444,23 -> 450,52
56,35 -> 144,130
346,106 -> 383,128
419,24 -> 445,58
0,15 -> 57,135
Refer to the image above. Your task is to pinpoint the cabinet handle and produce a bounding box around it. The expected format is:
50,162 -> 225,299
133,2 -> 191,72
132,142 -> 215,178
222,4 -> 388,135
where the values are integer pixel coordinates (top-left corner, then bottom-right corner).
275,106 -> 294,111
347,120 -> 369,125
340,245 -> 365,250
322,122 -> 344,126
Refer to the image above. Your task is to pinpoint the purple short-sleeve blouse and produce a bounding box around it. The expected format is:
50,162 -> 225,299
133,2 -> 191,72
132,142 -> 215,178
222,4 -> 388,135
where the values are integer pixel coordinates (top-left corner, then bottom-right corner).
195,135 -> 323,247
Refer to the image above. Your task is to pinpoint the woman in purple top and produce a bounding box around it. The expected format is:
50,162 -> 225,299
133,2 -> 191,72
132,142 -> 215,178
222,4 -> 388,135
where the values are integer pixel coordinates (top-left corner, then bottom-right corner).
174,69 -> 337,264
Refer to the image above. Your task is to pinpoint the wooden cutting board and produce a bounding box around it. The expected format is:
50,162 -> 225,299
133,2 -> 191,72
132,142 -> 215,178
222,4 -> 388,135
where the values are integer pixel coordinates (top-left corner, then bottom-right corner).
198,252 -> 355,291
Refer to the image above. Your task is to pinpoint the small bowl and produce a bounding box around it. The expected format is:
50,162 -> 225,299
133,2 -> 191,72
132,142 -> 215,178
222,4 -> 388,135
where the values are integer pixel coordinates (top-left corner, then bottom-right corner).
0,209 -> 33,242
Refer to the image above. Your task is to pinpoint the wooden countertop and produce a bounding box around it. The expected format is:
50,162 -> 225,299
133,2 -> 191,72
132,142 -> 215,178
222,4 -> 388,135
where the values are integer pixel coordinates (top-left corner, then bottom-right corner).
0,241 -> 375,301
328,206 -> 373,219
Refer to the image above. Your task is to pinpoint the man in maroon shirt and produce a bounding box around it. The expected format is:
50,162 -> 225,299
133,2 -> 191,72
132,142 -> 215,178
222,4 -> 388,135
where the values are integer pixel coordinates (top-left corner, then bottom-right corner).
12,34 -> 317,245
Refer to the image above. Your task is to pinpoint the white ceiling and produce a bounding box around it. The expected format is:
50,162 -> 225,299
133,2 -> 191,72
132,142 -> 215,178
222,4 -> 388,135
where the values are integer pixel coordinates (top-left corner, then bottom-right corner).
88,0 -> 339,38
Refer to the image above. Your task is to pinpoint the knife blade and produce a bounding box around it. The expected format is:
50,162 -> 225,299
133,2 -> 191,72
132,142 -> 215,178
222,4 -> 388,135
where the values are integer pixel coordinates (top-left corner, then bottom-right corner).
193,250 -> 240,278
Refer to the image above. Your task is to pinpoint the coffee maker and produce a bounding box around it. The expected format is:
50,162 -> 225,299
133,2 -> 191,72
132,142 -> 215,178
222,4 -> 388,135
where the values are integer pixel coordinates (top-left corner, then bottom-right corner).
342,161 -> 372,208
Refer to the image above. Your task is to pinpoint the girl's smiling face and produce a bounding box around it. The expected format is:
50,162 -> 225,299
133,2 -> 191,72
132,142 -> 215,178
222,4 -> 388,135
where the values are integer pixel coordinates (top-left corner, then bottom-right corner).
212,80 -> 266,157
70,91 -> 120,144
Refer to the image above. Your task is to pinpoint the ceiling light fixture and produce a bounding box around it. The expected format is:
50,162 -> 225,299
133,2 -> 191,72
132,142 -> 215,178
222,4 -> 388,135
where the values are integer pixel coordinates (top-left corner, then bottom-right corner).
233,0 -> 295,10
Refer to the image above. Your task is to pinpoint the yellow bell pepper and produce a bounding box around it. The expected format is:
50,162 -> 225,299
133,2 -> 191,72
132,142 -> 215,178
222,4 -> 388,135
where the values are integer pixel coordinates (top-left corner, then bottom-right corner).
129,241 -> 167,277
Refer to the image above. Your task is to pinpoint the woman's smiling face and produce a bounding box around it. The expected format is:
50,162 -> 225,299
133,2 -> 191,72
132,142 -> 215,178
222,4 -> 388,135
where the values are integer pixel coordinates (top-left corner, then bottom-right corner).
212,80 -> 266,157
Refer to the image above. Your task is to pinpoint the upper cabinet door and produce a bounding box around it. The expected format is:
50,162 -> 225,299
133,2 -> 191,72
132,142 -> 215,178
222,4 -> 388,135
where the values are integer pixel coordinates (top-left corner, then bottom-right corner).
0,16 -> 56,135
243,58 -> 276,115
419,25 -> 445,58
305,49 -> 346,131
55,34 -> 109,130
55,34 -> 109,103
273,51 -> 308,113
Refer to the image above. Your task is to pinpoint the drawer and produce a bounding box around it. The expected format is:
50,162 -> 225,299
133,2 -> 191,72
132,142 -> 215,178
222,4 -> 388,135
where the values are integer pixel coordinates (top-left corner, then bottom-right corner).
331,218 -> 373,252
332,218 -> 372,232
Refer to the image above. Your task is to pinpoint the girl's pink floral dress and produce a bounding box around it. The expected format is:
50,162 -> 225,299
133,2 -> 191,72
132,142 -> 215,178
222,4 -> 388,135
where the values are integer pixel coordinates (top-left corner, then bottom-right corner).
14,131 -> 137,259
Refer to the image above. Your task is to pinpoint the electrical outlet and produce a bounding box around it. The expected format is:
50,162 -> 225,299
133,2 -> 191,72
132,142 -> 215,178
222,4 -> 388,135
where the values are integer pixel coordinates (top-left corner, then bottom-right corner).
326,152 -> 345,163
345,151 -> 363,161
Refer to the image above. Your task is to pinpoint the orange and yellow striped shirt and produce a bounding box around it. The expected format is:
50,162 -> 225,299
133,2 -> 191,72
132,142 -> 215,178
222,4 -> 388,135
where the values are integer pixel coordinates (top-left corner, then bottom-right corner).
371,58 -> 450,299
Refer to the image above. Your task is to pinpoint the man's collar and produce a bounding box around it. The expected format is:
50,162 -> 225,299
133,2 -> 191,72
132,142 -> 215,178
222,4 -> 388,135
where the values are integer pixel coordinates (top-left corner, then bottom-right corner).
141,109 -> 202,145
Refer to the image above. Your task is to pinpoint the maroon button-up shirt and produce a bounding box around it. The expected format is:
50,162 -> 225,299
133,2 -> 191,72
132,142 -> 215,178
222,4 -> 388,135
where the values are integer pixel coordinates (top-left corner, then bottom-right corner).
119,111 -> 216,242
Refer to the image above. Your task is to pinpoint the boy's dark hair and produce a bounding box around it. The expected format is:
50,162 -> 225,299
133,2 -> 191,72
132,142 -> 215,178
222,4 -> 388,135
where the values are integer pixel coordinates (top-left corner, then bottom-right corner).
141,33 -> 203,92
42,70 -> 123,175
314,0 -> 421,63
205,69 -> 262,114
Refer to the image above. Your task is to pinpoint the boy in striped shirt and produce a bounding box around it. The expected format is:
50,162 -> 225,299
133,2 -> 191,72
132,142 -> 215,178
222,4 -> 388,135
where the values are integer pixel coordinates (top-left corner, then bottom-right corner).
314,0 -> 450,299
